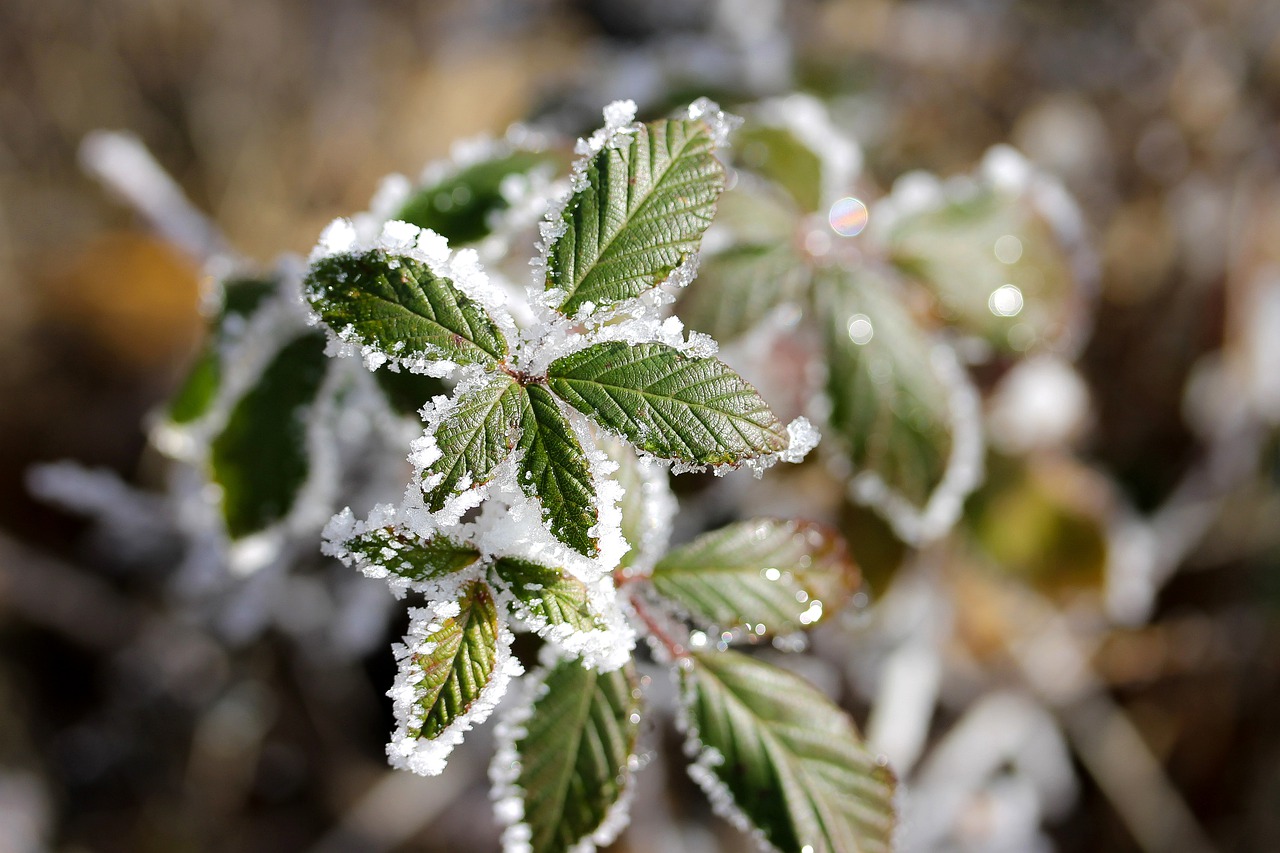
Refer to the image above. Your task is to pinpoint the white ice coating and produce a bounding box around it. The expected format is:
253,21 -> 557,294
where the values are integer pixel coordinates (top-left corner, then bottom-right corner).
846,343 -> 985,545
305,219 -> 519,375
386,595 -> 523,777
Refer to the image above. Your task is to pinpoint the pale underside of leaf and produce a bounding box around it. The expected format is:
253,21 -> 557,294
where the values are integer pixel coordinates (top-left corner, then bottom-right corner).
651,519 -> 858,636
307,249 -> 507,366
513,658 -> 642,853
816,268 -> 952,507
517,384 -> 599,556
348,527 -> 481,584
410,581 -> 501,741
548,119 -> 725,315
423,375 -> 524,511
491,558 -> 601,634
547,342 -> 787,466
683,650 -> 896,853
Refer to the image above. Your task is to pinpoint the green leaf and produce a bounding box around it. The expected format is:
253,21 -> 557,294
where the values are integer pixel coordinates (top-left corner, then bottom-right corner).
346,527 -> 481,585
403,580 -> 502,741
422,375 -> 524,511
677,243 -> 810,342
374,368 -> 449,418
735,124 -> 824,213
306,249 -> 507,367
547,119 -> 725,315
885,187 -> 1079,354
547,342 -> 787,466
395,150 -> 557,245
210,330 -> 328,538
491,558 -> 601,634
601,435 -> 669,571
516,384 -> 598,556
651,519 -> 858,636
167,275 -> 280,425
816,268 -> 952,507
682,650 -> 896,853
502,657 -> 642,853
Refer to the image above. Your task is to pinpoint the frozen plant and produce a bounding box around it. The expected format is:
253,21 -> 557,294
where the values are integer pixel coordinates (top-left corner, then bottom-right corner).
304,99 -> 894,853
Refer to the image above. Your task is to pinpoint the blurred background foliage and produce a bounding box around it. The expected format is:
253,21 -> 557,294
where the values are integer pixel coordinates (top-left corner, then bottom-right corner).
2,0 -> 1279,851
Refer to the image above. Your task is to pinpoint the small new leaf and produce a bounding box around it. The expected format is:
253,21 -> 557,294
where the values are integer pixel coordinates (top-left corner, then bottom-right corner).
500,657 -> 642,853
547,342 -> 788,466
651,519 -> 858,636
516,384 -> 598,556
682,650 -> 896,853
422,375 -> 524,511
210,331 -> 328,538
307,249 -> 507,367
548,119 -> 725,315
491,558 -> 601,635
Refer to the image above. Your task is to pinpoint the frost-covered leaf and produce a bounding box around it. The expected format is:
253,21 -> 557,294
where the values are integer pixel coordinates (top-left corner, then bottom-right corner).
396,150 -> 557,246
884,185 -> 1079,355
677,243 -> 810,342
651,519 -> 858,636
547,342 -> 788,466
547,119 -> 725,315
167,275 -> 279,424
494,656 -> 642,853
816,269 -> 952,508
602,436 -> 673,571
210,330 -> 328,538
307,249 -> 508,367
681,650 -> 896,853
516,384 -> 599,556
735,124 -> 824,213
375,368 -> 449,418
346,526 -> 482,585
491,557 -> 601,634
388,580 -> 519,776
422,375 -> 524,511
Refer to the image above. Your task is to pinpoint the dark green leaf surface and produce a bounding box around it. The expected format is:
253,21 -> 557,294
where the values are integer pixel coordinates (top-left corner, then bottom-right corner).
210,330 -> 328,538
375,368 -> 450,418
547,119 -> 725,315
491,558 -> 601,633
683,650 -> 896,853
396,150 -> 556,245
167,275 -> 279,425
509,657 -> 642,853
547,342 -> 787,466
816,269 -> 952,507
347,527 -> 481,584
516,384 -> 598,556
409,581 -> 501,740
651,519 -> 858,636
677,243 -> 810,342
307,249 -> 507,366
422,376 -> 523,511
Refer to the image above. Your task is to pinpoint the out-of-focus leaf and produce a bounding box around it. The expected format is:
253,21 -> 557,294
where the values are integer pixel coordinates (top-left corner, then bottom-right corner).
678,243 -> 809,342
816,268 -> 952,508
735,124 -> 824,213
375,368 -> 449,419
681,649 -> 896,853
651,519 -> 858,636
210,330 -> 328,538
395,150 -> 557,245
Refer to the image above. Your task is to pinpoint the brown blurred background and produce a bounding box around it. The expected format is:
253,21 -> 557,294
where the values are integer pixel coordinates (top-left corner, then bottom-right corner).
2,1 -> 1279,851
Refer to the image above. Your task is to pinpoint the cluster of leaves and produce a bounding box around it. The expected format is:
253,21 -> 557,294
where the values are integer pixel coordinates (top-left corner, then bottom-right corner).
679,96 -> 1088,545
